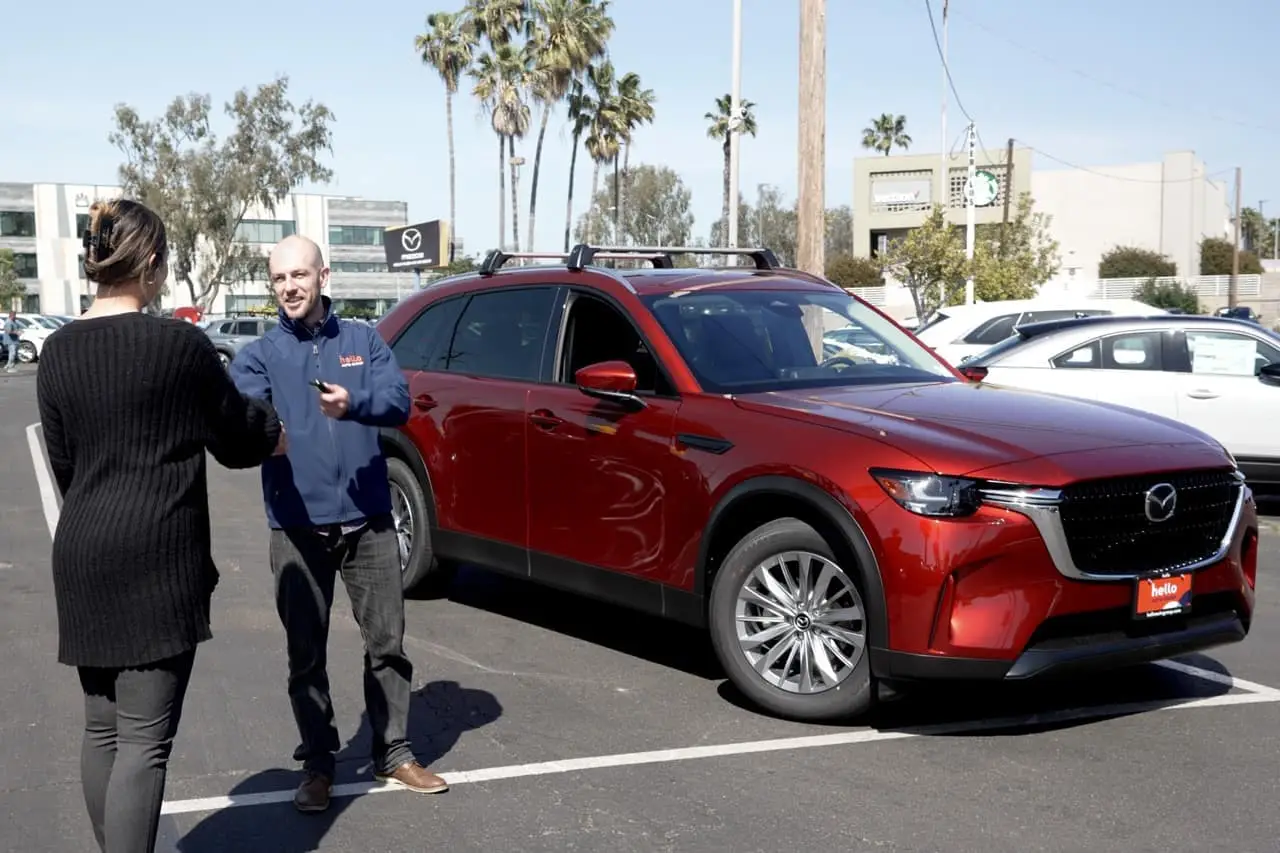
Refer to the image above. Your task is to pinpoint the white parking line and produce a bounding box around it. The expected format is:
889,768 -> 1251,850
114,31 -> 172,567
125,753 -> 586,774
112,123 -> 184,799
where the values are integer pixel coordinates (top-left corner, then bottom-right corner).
23,420 -> 1280,819
25,423 -> 59,538
160,689 -> 1280,816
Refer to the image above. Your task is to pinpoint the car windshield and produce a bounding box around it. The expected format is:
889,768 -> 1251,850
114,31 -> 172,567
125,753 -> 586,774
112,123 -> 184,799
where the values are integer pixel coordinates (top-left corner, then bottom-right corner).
641,288 -> 956,394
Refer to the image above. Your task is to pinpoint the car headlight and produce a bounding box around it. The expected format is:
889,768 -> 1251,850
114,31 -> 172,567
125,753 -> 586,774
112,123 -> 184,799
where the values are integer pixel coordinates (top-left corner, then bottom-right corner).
870,469 -> 982,517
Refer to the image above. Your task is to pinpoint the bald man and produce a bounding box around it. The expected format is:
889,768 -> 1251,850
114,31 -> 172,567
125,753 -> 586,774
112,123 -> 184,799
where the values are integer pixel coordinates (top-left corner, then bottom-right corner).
230,235 -> 447,812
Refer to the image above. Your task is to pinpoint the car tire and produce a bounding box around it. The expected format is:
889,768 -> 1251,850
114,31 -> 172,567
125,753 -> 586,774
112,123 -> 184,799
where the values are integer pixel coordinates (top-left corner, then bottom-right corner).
17,341 -> 36,363
387,456 -> 454,596
217,350 -> 232,370
709,517 -> 876,722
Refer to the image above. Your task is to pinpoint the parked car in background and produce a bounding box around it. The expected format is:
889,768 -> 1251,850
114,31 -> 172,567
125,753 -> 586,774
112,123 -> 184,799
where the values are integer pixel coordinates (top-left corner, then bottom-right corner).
957,314 -> 1280,493
9,314 -> 62,363
202,316 -> 278,369
1214,306 -> 1262,325
372,243 -> 1257,723
914,298 -> 1165,365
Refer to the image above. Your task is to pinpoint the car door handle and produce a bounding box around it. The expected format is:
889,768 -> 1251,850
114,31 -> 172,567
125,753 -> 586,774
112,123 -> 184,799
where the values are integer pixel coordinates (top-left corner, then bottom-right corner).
1186,389 -> 1219,400
413,393 -> 438,411
529,409 -> 563,430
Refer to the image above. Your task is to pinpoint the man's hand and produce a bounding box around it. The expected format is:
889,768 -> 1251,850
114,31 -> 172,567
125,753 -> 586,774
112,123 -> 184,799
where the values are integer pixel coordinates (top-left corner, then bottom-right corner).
318,383 -> 350,419
273,421 -> 289,455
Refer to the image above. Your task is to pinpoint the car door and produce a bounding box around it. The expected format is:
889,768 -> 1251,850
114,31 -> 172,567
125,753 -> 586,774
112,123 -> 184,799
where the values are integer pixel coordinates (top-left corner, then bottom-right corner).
1035,329 -> 1181,418
1173,328 -> 1280,458
392,285 -> 560,557
525,288 -> 695,591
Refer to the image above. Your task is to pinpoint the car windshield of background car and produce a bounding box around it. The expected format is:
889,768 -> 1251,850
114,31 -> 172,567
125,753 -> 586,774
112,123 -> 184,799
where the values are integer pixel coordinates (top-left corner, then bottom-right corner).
641,289 -> 956,394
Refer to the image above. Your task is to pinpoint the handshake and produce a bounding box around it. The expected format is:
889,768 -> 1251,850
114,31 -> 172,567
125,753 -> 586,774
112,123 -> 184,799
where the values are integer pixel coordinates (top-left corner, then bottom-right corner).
271,381 -> 351,456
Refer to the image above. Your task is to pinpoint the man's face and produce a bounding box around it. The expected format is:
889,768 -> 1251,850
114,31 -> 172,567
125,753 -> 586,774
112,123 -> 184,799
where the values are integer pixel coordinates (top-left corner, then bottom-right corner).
268,241 -> 328,322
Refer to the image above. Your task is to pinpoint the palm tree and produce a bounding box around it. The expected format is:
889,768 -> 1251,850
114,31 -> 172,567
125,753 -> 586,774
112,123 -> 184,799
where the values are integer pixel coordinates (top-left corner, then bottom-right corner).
471,46 -> 530,250
582,62 -> 622,243
465,0 -> 525,46
861,113 -> 911,156
705,94 -> 758,246
524,0 -> 614,251
615,72 -> 656,245
563,78 -> 593,251
415,11 -> 477,263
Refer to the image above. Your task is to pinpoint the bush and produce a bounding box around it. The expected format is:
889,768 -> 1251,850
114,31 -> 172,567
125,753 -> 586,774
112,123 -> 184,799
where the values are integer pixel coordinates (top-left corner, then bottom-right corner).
1136,279 -> 1200,314
1200,237 -> 1264,276
1098,246 -> 1176,279
825,253 -> 883,288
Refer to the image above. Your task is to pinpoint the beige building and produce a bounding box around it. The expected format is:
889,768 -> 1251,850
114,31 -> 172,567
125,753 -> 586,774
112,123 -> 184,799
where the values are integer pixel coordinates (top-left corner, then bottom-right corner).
851,148 -> 1232,315
0,181 -> 416,316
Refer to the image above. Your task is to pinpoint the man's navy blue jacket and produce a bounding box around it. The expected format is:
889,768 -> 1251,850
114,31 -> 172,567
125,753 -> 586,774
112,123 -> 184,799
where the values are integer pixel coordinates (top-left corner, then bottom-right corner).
230,297 -> 410,530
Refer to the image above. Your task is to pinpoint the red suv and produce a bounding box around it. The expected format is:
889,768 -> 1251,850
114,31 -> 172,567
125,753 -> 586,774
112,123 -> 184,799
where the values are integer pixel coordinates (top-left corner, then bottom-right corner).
375,244 -> 1258,722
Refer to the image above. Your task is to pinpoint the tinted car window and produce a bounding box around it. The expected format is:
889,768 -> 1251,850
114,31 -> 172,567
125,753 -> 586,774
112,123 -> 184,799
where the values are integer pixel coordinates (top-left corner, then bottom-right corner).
1186,330 -> 1280,376
559,293 -> 675,396
1054,331 -> 1163,371
391,297 -> 465,372
234,320 -> 259,336
963,314 -> 1019,345
440,287 -> 557,381
641,289 -> 954,394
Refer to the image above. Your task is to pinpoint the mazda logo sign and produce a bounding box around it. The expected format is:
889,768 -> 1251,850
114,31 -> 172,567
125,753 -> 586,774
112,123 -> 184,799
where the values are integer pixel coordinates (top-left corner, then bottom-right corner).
1143,483 -> 1177,523
401,229 -> 423,252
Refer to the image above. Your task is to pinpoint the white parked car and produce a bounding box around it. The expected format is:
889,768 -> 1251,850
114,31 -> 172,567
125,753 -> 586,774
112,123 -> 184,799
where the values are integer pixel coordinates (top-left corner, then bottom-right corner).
913,298 -> 1165,366
10,314 -> 61,363
958,314 -> 1280,490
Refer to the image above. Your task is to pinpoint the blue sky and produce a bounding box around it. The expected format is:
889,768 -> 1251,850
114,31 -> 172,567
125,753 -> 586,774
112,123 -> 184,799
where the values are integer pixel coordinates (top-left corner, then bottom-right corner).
2,0 -> 1275,255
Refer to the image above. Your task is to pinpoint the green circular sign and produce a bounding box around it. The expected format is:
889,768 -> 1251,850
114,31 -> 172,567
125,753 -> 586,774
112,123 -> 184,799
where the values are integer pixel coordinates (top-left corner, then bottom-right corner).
969,170 -> 999,207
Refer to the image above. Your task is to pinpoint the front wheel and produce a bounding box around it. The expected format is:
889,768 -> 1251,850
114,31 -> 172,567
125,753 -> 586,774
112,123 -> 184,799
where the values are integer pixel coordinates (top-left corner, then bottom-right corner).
17,341 -> 36,363
709,517 -> 875,722
386,456 -> 454,596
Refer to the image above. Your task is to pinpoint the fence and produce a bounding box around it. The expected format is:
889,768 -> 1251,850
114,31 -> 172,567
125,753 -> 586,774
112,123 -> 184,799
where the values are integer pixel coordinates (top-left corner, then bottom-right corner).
1088,275 -> 1262,300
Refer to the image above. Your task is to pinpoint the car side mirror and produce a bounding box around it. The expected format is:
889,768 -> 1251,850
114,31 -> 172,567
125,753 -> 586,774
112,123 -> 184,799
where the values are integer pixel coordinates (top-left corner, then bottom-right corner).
575,360 -> 646,410
1259,362 -> 1280,387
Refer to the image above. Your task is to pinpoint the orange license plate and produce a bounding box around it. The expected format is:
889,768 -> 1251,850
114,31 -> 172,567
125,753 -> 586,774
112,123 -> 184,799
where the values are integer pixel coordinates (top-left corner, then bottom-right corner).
1134,573 -> 1193,620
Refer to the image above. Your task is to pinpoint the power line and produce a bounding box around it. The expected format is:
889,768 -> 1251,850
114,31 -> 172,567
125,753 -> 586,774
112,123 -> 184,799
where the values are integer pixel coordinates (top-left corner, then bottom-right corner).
1016,140 -> 1235,184
952,9 -> 1277,134
924,0 -> 973,123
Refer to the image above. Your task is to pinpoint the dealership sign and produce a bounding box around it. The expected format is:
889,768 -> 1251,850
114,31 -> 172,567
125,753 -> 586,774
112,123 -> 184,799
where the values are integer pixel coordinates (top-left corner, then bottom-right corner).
383,220 -> 449,270
871,179 -> 932,206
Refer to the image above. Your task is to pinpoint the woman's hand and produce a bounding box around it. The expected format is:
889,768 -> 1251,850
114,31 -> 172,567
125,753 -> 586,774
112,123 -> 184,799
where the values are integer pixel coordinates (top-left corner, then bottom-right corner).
273,421 -> 289,456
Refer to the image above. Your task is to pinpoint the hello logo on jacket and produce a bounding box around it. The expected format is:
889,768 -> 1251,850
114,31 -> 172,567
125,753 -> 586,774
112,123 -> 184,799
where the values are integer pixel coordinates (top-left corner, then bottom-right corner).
229,297 -> 410,530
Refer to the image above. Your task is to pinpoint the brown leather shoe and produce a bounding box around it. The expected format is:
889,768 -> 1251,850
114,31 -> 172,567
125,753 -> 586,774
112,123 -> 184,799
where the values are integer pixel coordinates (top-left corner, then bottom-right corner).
294,770 -> 333,813
375,761 -> 449,794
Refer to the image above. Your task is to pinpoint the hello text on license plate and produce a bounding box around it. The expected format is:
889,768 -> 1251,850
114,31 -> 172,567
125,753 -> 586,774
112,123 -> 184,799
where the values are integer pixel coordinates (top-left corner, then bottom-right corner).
1134,572 -> 1193,620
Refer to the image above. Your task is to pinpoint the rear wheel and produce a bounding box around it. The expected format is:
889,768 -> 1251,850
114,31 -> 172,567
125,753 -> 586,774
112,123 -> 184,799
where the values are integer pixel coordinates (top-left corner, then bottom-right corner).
387,456 -> 454,596
17,341 -> 36,363
217,350 -> 232,370
709,517 -> 875,722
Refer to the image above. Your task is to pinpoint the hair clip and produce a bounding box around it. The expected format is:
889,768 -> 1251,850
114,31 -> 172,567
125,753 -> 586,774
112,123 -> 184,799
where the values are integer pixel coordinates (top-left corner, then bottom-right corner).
81,215 -> 115,260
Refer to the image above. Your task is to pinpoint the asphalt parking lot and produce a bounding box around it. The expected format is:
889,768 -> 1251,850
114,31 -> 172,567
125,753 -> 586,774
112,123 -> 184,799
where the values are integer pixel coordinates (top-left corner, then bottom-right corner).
4,364 -> 1280,852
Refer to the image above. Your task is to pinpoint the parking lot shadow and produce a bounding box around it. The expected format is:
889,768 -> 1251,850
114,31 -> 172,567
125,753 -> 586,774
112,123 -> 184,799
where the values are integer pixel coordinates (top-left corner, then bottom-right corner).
713,655 -> 1237,735
445,565 -> 724,680
175,679 -> 501,852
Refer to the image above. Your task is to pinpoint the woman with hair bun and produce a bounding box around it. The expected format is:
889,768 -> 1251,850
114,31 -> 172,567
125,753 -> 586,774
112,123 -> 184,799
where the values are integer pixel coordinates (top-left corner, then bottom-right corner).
36,198 -> 288,853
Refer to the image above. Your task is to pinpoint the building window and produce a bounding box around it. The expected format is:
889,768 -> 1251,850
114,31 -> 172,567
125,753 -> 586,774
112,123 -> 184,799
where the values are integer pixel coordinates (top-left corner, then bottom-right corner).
235,219 -> 297,244
0,211 -> 36,238
328,225 -> 385,246
13,253 -> 38,279
331,261 -> 387,273
224,294 -> 273,315
78,254 -> 86,279
76,214 -> 90,238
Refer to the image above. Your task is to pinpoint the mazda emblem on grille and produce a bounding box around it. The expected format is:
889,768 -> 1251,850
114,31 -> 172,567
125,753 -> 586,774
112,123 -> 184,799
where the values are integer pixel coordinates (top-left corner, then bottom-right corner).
1143,483 -> 1178,523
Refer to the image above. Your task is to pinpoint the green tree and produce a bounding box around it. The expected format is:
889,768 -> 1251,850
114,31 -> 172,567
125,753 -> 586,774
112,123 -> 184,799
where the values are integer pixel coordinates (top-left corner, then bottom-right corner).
1098,246 -> 1177,279
705,94 -> 758,244
825,254 -> 882,288
110,76 -> 335,310
970,193 -> 1060,301
1136,279 -> 1201,313
710,186 -> 797,265
878,205 -> 966,321
0,249 -> 25,310
860,113 -> 911,156
824,205 -> 853,257
415,11 -> 478,263
1200,237 -> 1264,276
524,0 -> 614,251
575,163 -> 693,249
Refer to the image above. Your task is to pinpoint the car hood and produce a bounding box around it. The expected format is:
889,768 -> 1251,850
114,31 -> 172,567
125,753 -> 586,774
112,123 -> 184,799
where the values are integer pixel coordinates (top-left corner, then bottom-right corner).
734,380 -> 1226,481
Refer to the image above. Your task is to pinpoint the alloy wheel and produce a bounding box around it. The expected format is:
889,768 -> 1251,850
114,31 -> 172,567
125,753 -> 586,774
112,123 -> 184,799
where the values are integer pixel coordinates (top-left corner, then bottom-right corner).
734,550 -> 867,694
388,481 -> 414,573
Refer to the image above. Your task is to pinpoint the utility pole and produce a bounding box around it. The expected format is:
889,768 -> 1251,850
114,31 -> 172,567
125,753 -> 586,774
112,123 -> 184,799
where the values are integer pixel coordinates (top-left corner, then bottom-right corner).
797,0 -> 826,277
1258,199 -> 1267,255
939,0 -> 949,210
1229,166 -> 1241,308
1000,137 -> 1014,254
726,0 -> 743,263
964,121 -> 976,305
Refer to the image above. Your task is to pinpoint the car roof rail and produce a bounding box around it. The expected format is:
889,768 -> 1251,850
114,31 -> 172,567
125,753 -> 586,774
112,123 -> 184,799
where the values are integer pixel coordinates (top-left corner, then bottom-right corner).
477,250 -> 571,275
566,243 -> 782,271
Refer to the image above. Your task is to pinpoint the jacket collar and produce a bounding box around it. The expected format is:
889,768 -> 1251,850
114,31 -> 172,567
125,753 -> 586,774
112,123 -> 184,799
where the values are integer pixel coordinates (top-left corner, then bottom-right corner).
278,295 -> 339,340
